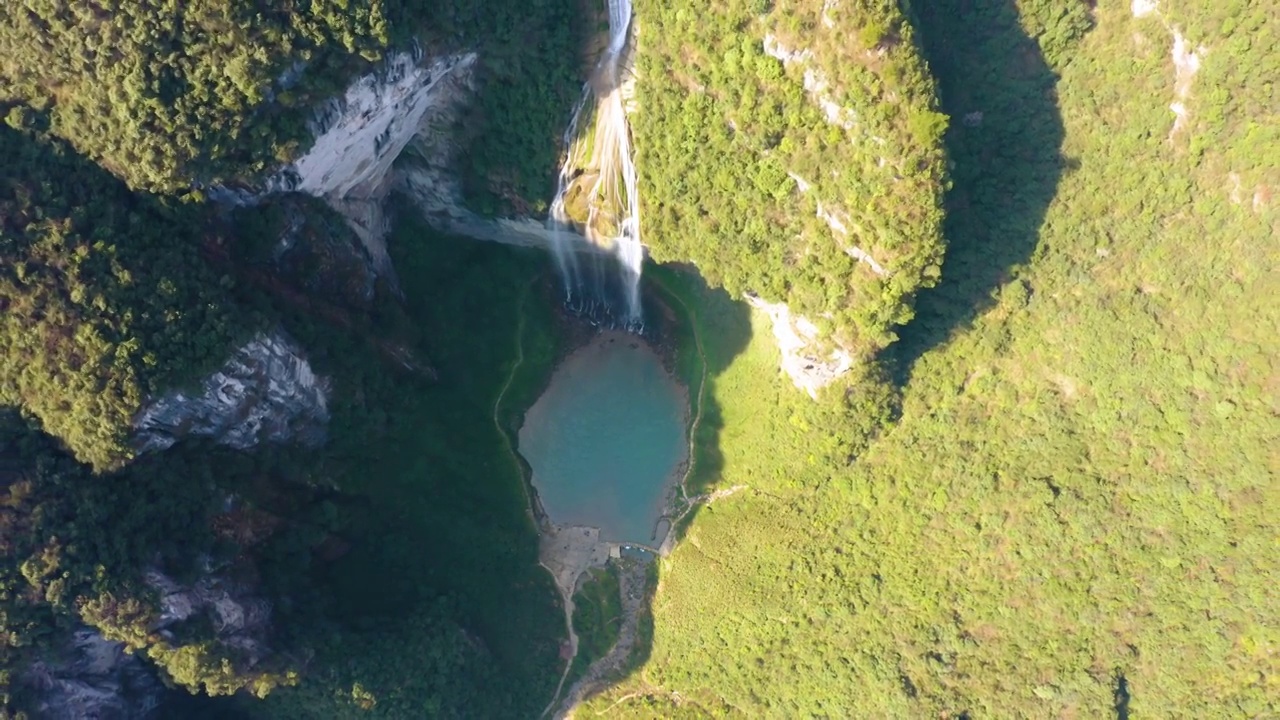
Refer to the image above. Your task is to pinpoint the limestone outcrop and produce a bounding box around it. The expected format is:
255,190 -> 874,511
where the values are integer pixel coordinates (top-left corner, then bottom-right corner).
746,294 -> 853,398
133,331 -> 329,453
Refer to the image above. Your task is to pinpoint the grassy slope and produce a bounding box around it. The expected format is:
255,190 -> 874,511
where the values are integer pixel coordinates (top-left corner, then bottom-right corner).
585,0 -> 1277,716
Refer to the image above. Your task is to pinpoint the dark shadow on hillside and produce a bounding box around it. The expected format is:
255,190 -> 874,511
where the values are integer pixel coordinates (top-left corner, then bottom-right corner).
644,264 -> 753,540
892,0 -> 1069,383
551,263 -> 752,715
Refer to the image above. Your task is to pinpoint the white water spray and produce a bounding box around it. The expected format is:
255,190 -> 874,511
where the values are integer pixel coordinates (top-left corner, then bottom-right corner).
548,93 -> 589,297
548,0 -> 644,328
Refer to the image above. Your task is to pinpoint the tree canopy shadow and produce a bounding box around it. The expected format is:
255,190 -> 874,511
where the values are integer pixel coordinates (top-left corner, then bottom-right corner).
893,0 -> 1072,383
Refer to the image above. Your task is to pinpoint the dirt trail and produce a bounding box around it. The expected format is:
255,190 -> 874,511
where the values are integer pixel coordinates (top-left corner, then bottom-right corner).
553,558 -> 650,719
538,525 -> 613,717
494,279 -> 543,532
543,587 -> 579,718
651,276 -> 709,511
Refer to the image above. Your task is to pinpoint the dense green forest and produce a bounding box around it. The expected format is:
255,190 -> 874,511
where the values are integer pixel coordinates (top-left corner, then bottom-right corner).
0,0 -> 584,711
217,213 -> 569,718
0,0 -> 580,210
1,0 -> 1276,717
0,1 -> 392,193
586,0 -> 1278,716
0,409 -> 305,707
0,125 -> 247,471
1,204 -> 572,715
0,0 -> 582,712
632,0 -> 949,356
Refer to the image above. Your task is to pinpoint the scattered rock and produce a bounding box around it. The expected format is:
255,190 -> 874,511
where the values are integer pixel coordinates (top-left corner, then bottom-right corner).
1132,0 -> 1158,18
1168,31 -> 1206,138
763,35 -> 858,132
145,565 -> 273,666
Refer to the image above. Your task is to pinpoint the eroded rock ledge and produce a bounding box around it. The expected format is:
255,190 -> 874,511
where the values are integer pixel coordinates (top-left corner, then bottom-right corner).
133,331 -> 329,453
746,294 -> 853,398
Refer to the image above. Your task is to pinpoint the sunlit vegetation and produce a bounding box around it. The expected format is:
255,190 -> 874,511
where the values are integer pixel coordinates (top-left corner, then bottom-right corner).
632,0 -> 948,355
585,0 -> 1278,716
0,126 -> 247,471
2,0 -> 1276,716
412,0 -> 585,214
0,0 -> 584,713
0,0 -> 581,208
0,1 -> 392,193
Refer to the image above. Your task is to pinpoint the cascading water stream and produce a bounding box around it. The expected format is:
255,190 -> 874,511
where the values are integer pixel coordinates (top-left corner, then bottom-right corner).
548,93 -> 589,297
548,0 -> 644,330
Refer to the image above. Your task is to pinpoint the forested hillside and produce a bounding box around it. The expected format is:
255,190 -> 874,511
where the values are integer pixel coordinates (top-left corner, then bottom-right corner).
0,126 -> 246,471
214,213 -> 568,719
0,0 -> 580,208
0,409 -> 306,708
0,1 -> 391,193
633,0 -> 948,356
0,1 -> 583,714
586,0 -> 1278,715
0,0 -> 1275,717
1,219 -> 573,717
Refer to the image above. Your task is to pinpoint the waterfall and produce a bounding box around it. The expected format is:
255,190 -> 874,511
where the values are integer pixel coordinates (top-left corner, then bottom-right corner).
548,93 -> 589,298
548,0 -> 644,329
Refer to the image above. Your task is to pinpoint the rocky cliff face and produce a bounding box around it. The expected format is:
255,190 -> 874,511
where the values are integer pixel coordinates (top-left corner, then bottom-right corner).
19,629 -> 163,720
19,560 -> 280,719
746,294 -> 853,399
276,42 -> 607,271
270,40 -> 843,396
133,331 -> 329,454
278,48 -> 484,279
146,564 -> 274,664
290,49 -> 477,200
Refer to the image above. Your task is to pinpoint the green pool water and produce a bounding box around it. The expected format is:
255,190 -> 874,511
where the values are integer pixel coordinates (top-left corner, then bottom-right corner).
518,332 -> 688,544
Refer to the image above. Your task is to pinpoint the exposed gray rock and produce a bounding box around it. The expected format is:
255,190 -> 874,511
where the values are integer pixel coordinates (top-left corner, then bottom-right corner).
787,170 -> 889,278
133,331 -> 329,453
19,564 -> 279,717
400,163 -> 610,254
206,48 -> 481,282
213,40 -> 613,284
291,50 -> 477,201
145,567 -> 272,665
277,49 -> 479,276
285,42 -> 610,259
745,293 -> 853,398
762,34 -> 859,132
20,629 -> 162,720
324,195 -> 395,281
